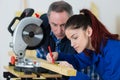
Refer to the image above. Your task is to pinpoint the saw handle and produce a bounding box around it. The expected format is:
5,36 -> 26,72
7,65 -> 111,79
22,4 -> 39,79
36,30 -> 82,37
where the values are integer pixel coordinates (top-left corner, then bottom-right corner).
8,8 -> 34,36
8,17 -> 20,35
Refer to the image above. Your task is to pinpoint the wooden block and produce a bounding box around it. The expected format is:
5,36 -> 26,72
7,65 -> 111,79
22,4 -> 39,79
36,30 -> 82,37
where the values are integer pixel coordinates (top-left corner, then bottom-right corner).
8,50 -> 36,58
40,73 -> 62,78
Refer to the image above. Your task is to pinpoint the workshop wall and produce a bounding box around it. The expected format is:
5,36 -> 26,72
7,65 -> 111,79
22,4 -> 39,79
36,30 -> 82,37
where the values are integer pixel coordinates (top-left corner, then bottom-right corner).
0,0 -> 120,79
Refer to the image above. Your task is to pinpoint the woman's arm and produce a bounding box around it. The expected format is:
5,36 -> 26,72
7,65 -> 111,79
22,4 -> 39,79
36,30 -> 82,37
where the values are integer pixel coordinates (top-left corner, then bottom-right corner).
58,52 -> 92,71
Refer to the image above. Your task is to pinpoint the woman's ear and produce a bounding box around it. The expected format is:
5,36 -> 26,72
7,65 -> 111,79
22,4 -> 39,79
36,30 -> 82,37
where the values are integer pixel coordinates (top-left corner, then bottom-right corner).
86,26 -> 92,37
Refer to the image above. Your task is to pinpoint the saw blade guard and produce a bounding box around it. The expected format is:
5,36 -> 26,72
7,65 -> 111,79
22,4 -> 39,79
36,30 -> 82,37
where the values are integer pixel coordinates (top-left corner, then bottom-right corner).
12,17 -> 43,58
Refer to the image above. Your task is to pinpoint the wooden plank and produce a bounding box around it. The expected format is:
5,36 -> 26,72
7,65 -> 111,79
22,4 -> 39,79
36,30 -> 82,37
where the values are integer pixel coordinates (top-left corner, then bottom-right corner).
41,73 -> 62,78
29,57 -> 76,76
8,51 -> 77,76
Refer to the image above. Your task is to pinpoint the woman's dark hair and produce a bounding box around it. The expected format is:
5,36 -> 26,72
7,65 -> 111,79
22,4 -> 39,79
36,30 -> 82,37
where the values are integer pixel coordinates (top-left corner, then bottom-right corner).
65,9 -> 119,54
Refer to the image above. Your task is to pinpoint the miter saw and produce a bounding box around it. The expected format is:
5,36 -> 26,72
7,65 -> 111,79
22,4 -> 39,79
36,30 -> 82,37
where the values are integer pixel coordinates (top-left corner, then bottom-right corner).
8,8 -> 44,74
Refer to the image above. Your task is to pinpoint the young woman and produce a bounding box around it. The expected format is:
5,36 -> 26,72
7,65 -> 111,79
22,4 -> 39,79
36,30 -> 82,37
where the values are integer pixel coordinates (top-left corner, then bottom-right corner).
46,9 -> 120,80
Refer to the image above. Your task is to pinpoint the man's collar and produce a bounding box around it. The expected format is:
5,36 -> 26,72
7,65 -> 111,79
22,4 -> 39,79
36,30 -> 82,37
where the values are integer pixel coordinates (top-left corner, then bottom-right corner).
50,31 -> 68,43
50,31 -> 61,42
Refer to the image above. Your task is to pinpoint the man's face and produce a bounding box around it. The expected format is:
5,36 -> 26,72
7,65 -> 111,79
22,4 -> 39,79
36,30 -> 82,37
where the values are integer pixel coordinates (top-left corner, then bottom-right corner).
48,11 -> 69,39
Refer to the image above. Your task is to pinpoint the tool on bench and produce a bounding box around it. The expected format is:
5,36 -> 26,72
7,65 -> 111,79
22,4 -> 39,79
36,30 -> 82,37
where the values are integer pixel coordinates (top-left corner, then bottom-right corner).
8,8 -> 44,74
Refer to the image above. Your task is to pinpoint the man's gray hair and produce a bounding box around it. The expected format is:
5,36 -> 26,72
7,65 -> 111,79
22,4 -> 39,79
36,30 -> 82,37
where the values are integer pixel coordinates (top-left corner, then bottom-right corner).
47,1 -> 73,17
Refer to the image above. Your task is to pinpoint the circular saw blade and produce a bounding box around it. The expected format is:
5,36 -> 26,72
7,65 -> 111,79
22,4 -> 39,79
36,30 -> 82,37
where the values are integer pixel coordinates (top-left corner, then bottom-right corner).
22,24 -> 43,49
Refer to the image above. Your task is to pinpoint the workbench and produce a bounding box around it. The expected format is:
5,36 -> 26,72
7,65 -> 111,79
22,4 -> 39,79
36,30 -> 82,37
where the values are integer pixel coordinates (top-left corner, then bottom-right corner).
3,66 -> 62,80
3,50 -> 76,80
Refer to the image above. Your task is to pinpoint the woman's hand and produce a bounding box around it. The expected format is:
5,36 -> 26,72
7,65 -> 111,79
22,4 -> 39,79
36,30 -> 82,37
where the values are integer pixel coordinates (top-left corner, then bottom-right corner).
46,52 -> 58,63
58,61 -> 74,69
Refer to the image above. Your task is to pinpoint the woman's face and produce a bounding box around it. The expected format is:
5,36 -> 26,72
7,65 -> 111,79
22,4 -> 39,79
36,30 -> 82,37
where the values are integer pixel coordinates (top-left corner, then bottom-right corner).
65,26 -> 92,53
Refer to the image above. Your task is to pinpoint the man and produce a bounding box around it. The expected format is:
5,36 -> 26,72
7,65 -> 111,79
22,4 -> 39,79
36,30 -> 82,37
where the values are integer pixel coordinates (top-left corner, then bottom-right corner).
36,1 -> 75,60
36,1 -> 76,80
36,1 -> 99,80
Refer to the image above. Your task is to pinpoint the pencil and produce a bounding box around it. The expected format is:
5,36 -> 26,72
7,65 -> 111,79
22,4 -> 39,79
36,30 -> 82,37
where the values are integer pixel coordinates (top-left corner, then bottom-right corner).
48,46 -> 55,63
